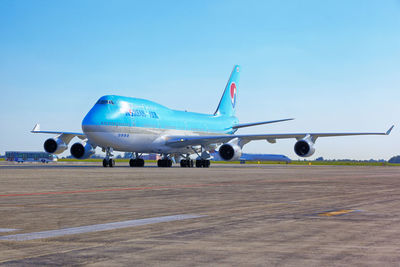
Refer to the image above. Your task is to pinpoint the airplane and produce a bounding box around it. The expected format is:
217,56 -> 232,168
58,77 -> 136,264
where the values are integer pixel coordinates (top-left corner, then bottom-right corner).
32,65 -> 394,168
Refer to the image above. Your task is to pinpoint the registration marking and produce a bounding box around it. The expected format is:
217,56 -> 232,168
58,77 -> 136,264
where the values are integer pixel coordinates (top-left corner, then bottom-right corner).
318,209 -> 354,217
0,214 -> 205,241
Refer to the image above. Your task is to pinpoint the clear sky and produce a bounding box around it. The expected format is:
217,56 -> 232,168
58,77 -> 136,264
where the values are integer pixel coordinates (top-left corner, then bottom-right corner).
1,0 -> 399,160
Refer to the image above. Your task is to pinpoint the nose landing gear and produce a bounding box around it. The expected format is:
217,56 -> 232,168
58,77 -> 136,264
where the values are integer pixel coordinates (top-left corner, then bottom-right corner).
102,147 -> 115,167
103,158 -> 115,167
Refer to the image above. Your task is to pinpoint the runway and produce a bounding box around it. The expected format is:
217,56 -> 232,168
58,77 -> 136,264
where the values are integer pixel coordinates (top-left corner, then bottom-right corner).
1,162 -> 400,266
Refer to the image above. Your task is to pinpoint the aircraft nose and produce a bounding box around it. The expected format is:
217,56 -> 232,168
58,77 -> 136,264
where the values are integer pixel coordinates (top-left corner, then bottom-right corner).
82,104 -> 108,129
82,108 -> 98,126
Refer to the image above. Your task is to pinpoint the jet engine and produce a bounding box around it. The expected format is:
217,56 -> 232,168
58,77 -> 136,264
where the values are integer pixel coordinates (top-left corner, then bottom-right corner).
44,138 -> 68,154
218,143 -> 242,161
294,137 -> 315,157
70,142 -> 95,159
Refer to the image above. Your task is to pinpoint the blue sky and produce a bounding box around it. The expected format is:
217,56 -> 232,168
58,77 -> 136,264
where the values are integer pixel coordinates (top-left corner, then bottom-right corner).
1,0 -> 399,160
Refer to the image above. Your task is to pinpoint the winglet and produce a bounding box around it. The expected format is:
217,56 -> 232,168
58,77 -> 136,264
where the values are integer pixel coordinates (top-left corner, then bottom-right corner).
32,124 -> 40,133
386,125 -> 394,135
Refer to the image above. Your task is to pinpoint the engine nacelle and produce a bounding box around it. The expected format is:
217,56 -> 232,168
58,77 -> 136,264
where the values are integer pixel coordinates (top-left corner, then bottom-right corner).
218,143 -> 242,161
44,138 -> 67,154
70,142 -> 95,159
294,138 -> 315,157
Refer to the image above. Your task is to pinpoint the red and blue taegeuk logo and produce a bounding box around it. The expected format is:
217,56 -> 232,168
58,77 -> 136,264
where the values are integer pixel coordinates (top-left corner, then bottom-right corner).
230,82 -> 237,108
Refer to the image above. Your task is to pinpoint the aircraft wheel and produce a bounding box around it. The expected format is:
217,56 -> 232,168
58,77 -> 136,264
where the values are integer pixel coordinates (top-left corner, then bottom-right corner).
108,159 -> 115,167
103,159 -> 109,167
205,160 -> 210,168
180,159 -> 192,168
130,158 -> 145,167
139,158 -> 145,167
195,160 -> 202,168
158,159 -> 172,167
195,159 -> 210,168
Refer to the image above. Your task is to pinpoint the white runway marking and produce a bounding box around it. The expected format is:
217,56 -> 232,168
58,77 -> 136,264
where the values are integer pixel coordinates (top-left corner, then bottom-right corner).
0,228 -> 19,233
0,214 -> 205,241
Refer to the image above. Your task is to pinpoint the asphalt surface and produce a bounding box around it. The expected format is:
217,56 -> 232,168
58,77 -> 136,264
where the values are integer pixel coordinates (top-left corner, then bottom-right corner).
1,161 -> 400,266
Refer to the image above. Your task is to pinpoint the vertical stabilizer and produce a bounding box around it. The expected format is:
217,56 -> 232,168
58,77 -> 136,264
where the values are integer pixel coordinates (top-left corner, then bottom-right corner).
214,65 -> 240,116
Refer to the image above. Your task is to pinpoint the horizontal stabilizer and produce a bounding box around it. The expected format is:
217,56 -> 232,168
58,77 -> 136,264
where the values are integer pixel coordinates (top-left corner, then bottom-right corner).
232,118 -> 294,129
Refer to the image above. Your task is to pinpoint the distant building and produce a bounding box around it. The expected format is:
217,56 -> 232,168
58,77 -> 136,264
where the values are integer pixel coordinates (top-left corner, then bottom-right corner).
123,152 -> 132,159
142,154 -> 159,160
389,155 -> 400,163
5,151 -> 57,163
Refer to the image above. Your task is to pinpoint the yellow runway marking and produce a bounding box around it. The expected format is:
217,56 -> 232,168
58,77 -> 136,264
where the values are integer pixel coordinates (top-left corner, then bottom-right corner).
319,209 -> 354,217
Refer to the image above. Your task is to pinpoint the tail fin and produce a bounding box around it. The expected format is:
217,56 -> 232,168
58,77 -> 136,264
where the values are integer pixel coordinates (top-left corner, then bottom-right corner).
214,65 -> 240,116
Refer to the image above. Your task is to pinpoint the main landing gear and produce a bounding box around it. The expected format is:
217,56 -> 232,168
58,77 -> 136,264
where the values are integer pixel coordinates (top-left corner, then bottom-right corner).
102,147 -> 115,167
157,158 -> 172,167
181,159 -> 210,168
180,159 -> 194,167
130,153 -> 145,167
159,158 -> 210,168
180,153 -> 210,168
195,159 -> 210,168
188,147 -> 211,168
130,158 -> 144,167
156,154 -> 172,167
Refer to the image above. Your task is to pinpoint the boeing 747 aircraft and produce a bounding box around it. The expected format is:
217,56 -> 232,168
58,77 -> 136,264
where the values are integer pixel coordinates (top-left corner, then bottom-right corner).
32,65 -> 394,168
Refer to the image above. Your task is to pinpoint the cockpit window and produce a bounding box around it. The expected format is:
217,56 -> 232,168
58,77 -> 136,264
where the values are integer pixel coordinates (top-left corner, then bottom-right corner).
97,99 -> 115,105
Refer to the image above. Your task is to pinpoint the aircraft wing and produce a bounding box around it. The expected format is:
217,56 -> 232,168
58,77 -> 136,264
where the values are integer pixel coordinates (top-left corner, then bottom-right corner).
165,125 -> 394,148
232,118 -> 294,129
31,124 -> 87,143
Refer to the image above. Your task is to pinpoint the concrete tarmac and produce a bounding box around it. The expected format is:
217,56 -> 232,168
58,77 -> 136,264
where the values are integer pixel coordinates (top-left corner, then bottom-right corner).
1,161 -> 400,266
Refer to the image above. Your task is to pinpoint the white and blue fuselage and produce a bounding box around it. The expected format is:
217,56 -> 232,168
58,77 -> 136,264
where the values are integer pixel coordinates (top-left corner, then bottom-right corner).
82,95 -> 238,154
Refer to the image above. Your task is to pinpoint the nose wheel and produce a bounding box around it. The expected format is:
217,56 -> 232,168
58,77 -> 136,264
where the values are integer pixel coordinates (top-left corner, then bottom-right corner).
103,158 -> 115,167
102,147 -> 115,167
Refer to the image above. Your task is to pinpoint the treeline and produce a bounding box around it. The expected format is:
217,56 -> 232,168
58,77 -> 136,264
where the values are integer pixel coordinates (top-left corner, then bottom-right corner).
315,156 -> 400,163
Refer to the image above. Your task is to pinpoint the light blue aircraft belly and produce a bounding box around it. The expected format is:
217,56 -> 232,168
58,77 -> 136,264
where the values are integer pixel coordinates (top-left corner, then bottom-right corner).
82,95 -> 238,153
